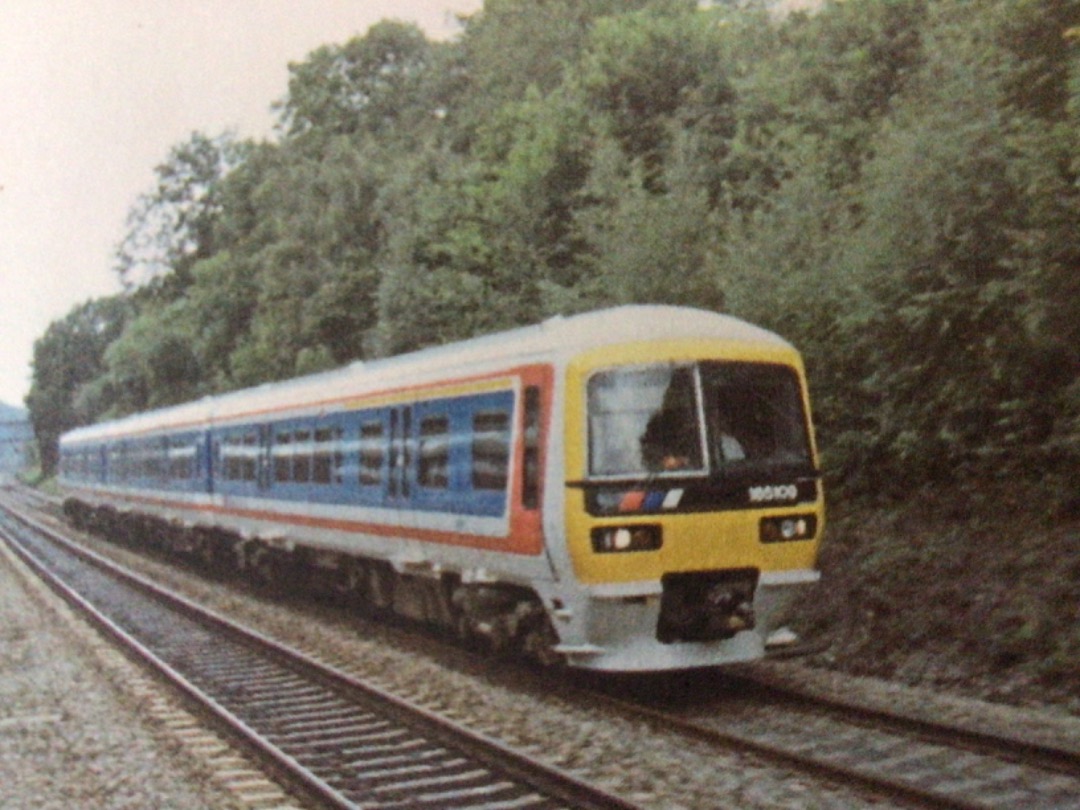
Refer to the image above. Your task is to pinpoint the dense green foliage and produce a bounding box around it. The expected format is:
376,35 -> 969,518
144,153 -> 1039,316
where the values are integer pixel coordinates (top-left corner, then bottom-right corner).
26,297 -> 130,472
29,0 -> 1080,509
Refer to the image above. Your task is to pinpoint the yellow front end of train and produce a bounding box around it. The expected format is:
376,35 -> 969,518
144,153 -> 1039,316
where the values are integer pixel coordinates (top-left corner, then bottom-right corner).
558,338 -> 824,670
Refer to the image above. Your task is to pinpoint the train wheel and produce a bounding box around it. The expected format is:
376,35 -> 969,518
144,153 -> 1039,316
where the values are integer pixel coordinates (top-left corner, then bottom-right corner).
517,604 -> 565,667
246,543 -> 289,592
366,562 -> 396,614
63,499 -> 87,530
329,559 -> 366,607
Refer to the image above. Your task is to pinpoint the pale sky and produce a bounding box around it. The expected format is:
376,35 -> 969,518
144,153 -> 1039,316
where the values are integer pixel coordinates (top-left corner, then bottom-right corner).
0,0 -> 483,409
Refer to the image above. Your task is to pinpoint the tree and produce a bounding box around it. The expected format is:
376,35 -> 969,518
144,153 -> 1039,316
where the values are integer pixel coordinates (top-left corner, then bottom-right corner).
718,0 -> 926,213
84,295 -> 208,417
998,0 -> 1080,121
278,21 -> 435,144
370,146 -> 530,355
225,136 -> 384,385
577,4 -> 733,172
574,134 -> 726,311
454,0 -> 674,136
28,0 -> 1080,503
115,131 -> 249,295
830,0 -> 1071,489
25,296 -> 129,474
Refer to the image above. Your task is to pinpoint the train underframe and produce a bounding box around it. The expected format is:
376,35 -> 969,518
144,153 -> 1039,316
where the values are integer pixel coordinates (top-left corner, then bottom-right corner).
63,497 -> 564,667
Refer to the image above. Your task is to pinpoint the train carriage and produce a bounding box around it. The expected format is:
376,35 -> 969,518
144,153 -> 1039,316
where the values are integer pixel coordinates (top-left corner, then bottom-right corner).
59,305 -> 824,671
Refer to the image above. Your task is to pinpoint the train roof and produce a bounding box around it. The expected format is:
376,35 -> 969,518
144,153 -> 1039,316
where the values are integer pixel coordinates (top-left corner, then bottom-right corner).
62,305 -> 794,444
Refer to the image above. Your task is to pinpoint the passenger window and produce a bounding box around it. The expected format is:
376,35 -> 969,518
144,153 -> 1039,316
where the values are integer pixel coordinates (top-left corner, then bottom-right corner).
472,411 -> 510,491
293,429 -> 311,483
224,436 -> 241,481
419,415 -> 450,489
274,431 -> 291,482
169,437 -> 193,480
312,426 -> 343,485
359,421 -> 385,487
241,432 -> 258,481
223,432 -> 258,481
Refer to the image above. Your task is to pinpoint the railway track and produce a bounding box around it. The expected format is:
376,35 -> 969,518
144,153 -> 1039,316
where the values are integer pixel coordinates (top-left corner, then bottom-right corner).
0,499 -> 642,810
6,488 -> 1080,810
581,659 -> 1080,809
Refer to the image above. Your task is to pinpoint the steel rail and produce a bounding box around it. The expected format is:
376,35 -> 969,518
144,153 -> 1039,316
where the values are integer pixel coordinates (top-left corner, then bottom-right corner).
12,489 -> 1080,810
572,675 -> 1080,809
728,667 -> 1080,777
0,499 -> 643,810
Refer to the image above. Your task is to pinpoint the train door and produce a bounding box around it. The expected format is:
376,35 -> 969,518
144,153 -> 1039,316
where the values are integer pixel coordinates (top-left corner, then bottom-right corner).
205,432 -> 216,495
257,424 -> 272,491
388,405 -> 413,510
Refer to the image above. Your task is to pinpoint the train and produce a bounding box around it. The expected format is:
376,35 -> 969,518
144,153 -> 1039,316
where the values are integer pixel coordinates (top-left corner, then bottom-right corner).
58,305 -> 824,672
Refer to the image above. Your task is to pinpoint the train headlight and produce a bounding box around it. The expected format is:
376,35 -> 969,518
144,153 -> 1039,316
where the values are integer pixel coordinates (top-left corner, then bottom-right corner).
759,514 -> 817,544
591,525 -> 662,553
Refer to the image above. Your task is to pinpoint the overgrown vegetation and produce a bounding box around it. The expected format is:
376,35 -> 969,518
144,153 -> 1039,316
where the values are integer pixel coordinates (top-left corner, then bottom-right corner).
27,0 -> 1080,703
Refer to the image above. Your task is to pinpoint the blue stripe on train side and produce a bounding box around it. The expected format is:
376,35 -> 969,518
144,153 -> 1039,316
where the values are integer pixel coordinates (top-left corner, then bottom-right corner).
203,388 -> 516,519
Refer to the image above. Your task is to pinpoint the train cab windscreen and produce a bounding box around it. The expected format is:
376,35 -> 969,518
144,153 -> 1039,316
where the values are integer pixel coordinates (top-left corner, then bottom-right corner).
587,362 -> 812,479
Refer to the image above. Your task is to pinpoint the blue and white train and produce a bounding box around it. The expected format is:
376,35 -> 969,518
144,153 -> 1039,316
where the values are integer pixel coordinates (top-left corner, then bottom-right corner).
59,306 -> 824,671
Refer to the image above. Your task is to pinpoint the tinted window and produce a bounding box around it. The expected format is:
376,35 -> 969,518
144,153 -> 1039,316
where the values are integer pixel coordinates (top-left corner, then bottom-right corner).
359,420 -> 385,487
419,415 -> 450,489
472,411 -> 510,491
312,425 -> 343,485
293,429 -> 311,483
699,362 -> 811,470
588,365 -> 704,477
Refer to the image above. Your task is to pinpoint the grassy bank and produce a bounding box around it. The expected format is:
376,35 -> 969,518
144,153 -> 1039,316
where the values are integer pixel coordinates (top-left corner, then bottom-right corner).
792,483 -> 1080,711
